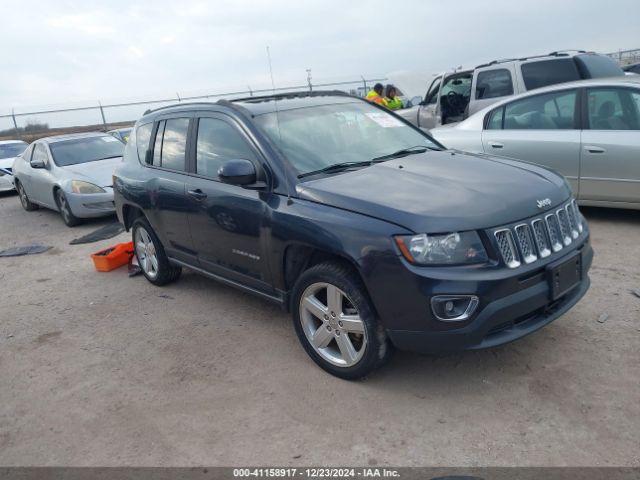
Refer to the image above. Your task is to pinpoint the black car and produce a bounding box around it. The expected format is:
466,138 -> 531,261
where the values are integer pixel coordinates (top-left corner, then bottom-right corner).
113,91 -> 592,379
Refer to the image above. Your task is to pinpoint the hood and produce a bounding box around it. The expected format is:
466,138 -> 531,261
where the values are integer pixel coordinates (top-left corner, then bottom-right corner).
297,150 -> 571,233
61,157 -> 123,187
0,156 -> 18,170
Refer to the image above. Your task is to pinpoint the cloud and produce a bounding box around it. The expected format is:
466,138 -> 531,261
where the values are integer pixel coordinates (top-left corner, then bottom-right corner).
0,0 -> 637,113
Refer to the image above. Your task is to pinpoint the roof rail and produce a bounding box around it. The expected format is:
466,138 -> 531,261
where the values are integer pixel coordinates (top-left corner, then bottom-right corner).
142,90 -> 353,116
229,89 -> 351,103
475,50 -> 591,69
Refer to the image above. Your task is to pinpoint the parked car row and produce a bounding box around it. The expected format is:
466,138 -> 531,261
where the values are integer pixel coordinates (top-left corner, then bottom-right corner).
2,49 -> 634,378
397,51 -> 625,130
11,132 -> 124,226
429,76 -> 640,210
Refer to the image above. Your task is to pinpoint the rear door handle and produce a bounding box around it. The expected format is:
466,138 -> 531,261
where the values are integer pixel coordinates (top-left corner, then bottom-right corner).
489,142 -> 504,149
187,189 -> 207,201
584,145 -> 605,154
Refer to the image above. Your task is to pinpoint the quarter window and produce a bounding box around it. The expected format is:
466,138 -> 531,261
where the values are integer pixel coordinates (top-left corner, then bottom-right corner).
486,107 -> 504,129
475,69 -> 514,99
587,88 -> 640,130
152,118 -> 189,170
503,90 -> 577,130
196,118 -> 257,179
521,59 -> 580,90
136,123 -> 153,163
32,144 -> 48,165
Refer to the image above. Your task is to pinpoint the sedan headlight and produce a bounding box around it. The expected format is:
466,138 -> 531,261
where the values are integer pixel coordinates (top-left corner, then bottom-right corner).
71,180 -> 105,194
395,231 -> 488,265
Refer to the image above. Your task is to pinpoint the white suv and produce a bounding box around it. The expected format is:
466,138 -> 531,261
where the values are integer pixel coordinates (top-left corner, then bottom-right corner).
398,51 -> 625,130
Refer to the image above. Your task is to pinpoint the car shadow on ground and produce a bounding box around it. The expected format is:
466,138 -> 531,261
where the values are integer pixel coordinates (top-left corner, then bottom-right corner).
581,205 -> 639,224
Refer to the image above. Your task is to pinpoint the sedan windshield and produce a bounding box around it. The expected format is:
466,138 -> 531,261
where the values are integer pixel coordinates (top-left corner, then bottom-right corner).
49,136 -> 124,167
0,142 -> 27,159
254,101 -> 441,176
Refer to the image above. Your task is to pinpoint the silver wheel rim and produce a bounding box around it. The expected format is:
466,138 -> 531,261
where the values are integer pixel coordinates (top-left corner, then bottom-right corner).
134,227 -> 159,280
18,184 -> 28,208
57,191 -> 71,223
299,282 -> 367,368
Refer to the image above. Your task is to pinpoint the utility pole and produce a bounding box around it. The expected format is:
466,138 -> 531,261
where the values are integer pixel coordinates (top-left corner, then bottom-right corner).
11,109 -> 20,139
98,101 -> 107,131
307,69 -> 313,92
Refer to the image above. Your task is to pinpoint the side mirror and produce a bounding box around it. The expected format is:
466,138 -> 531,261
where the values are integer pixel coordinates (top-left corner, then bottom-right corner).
410,96 -> 423,107
30,157 -> 46,169
218,159 -> 258,186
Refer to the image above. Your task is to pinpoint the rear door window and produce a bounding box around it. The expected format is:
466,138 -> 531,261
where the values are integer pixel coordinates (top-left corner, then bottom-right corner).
521,59 -> 580,90
503,90 -> 577,130
475,69 -> 514,99
152,118 -> 190,170
587,88 -> 640,130
196,118 -> 257,179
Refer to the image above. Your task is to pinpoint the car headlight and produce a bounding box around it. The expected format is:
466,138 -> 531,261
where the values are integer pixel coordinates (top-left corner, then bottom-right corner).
71,180 -> 105,194
394,231 -> 488,265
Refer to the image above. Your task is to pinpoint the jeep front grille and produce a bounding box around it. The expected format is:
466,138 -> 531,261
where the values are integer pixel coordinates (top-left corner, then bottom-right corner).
492,199 -> 583,269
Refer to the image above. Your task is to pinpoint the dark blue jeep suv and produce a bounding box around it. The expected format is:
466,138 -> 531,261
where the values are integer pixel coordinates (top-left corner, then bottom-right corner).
113,91 -> 592,379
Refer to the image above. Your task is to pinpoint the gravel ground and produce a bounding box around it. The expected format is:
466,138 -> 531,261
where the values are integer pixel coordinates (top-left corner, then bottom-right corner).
0,190 -> 638,467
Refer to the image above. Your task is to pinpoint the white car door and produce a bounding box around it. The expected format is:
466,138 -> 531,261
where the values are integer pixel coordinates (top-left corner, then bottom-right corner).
481,88 -> 582,195
579,86 -> 640,204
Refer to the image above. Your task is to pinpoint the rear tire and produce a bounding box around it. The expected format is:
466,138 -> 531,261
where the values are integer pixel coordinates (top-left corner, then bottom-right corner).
16,180 -> 38,211
132,217 -> 182,286
291,261 -> 392,380
55,189 -> 81,227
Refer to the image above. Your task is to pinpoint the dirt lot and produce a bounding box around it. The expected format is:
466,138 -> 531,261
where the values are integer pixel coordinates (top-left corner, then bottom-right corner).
0,190 -> 638,467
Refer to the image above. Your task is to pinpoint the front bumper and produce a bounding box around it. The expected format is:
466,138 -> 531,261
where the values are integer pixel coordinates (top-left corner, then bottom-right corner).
0,174 -> 15,192
368,238 -> 592,354
65,187 -> 115,218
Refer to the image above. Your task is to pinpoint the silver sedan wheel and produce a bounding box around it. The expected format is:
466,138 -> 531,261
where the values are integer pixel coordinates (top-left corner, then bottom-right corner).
57,191 -> 71,223
299,282 -> 367,368
134,227 -> 159,280
18,183 -> 29,209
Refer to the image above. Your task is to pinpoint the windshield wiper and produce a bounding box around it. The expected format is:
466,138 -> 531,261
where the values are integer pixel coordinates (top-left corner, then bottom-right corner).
371,145 -> 430,162
298,161 -> 374,178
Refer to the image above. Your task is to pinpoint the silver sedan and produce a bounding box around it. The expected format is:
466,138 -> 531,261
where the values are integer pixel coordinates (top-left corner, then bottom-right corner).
12,132 -> 124,226
430,76 -> 640,210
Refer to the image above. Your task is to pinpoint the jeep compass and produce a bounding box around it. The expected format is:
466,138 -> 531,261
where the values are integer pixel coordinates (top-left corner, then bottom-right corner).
113,91 -> 592,379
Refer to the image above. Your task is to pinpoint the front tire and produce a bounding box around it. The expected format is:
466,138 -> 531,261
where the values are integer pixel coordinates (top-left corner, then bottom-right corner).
16,180 -> 38,211
291,261 -> 392,380
55,189 -> 81,227
132,217 -> 182,286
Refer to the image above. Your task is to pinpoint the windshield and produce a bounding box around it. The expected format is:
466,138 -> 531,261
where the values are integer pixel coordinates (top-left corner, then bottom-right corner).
0,142 -> 28,159
254,101 -> 441,176
49,136 -> 124,167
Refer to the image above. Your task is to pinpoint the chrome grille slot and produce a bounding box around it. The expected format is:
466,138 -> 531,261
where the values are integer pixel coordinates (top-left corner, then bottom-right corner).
494,229 -> 520,269
556,208 -> 572,246
571,200 -> 583,233
545,214 -> 563,252
514,224 -> 537,264
531,219 -> 551,258
565,204 -> 579,239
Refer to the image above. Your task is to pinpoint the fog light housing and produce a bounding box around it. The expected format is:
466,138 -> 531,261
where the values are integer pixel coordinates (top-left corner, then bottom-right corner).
431,295 -> 479,322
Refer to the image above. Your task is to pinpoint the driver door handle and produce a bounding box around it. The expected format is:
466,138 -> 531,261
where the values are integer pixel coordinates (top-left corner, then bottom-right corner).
187,189 -> 207,201
489,142 -> 504,149
584,145 -> 605,154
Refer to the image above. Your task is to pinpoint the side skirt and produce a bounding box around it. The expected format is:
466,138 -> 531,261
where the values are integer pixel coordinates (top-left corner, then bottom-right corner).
168,257 -> 287,307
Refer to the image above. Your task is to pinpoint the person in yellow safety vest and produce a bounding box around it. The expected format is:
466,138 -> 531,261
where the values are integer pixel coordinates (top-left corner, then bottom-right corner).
365,83 -> 388,107
384,84 -> 404,111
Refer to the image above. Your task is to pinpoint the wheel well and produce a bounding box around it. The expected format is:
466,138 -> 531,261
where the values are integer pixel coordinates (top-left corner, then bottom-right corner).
283,245 -> 361,292
52,186 -> 61,207
122,204 -> 144,231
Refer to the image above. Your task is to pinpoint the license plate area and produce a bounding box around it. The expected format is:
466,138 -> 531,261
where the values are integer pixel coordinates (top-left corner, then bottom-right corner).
547,252 -> 582,301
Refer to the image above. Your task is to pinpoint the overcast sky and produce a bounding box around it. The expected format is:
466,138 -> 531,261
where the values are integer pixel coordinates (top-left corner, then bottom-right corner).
1,0 -> 638,112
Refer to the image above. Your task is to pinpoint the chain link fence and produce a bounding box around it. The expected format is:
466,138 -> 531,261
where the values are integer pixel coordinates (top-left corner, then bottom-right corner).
0,75 -> 386,142
605,48 -> 640,66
